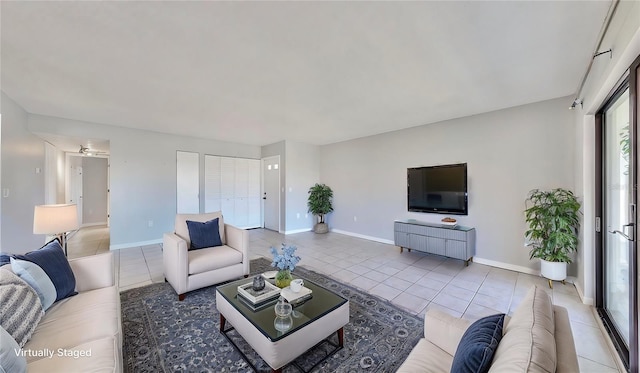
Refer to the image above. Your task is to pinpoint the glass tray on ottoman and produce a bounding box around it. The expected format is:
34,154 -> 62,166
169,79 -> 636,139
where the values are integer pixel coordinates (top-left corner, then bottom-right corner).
237,281 -> 281,305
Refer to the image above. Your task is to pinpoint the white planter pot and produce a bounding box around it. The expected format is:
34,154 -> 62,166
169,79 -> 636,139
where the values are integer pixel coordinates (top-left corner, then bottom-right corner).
540,259 -> 567,281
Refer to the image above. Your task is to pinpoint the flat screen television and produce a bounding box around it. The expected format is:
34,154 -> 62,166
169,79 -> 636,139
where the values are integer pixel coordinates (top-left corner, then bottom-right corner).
407,163 -> 468,215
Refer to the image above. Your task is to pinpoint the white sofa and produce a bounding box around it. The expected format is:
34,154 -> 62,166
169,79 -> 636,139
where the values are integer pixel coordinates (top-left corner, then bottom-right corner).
163,212 -> 249,300
2,252 -> 122,372
397,285 -> 579,373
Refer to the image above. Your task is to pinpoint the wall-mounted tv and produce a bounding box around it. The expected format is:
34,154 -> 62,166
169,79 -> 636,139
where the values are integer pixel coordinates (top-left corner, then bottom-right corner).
407,163 -> 468,215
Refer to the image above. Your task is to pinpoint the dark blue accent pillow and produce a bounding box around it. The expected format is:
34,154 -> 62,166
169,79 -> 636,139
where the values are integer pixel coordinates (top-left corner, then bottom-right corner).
0,254 -> 10,266
14,239 -> 77,302
450,313 -> 505,373
186,218 -> 223,250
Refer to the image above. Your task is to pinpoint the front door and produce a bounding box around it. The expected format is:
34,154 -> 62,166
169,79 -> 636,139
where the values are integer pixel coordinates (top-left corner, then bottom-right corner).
262,156 -> 280,232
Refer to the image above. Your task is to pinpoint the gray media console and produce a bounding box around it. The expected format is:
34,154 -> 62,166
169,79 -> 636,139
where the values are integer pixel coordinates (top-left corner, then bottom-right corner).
394,219 -> 476,265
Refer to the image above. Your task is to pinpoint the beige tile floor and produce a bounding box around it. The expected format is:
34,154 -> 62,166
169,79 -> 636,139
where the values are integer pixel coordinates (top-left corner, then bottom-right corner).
70,226 -> 624,372
66,225 -> 111,259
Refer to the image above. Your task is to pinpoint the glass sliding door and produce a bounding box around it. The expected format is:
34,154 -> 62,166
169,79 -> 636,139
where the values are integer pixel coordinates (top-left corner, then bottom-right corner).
597,55 -> 640,373
603,87 -> 631,344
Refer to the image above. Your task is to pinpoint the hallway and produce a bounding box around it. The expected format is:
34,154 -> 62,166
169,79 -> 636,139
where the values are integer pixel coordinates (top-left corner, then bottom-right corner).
66,225 -> 109,259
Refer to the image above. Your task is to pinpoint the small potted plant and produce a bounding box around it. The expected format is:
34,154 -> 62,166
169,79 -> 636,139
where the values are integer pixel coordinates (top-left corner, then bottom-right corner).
307,183 -> 333,234
270,244 -> 301,288
524,188 -> 581,288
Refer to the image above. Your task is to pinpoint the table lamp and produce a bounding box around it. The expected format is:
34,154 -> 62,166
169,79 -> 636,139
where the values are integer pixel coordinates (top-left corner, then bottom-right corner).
33,204 -> 79,256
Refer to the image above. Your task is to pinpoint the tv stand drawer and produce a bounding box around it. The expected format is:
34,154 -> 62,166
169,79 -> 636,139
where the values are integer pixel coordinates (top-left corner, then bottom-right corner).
394,220 -> 475,262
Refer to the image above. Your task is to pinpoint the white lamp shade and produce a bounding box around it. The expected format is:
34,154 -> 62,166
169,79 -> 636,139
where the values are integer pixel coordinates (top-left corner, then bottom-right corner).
33,204 -> 79,234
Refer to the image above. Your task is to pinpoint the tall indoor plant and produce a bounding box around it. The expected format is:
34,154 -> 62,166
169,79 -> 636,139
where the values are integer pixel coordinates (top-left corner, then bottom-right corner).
307,183 -> 333,233
524,188 -> 581,288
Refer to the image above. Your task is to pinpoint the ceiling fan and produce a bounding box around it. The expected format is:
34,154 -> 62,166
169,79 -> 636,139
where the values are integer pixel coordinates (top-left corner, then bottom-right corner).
78,145 -> 107,156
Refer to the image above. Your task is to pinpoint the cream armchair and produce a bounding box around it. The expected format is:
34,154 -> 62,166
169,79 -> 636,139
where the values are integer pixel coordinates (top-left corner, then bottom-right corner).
163,212 -> 249,300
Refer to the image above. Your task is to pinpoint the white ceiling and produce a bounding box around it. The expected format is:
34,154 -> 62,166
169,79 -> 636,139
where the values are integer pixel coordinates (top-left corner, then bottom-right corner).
1,1 -> 611,147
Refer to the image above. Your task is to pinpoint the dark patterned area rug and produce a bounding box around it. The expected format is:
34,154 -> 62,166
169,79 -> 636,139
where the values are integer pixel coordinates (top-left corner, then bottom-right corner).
121,258 -> 423,372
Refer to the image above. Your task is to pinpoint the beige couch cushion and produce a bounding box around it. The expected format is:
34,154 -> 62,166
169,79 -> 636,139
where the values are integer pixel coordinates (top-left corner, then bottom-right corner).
396,338 -> 454,373
26,337 -> 120,372
489,285 -> 556,373
24,286 -> 121,361
188,245 -> 243,275
175,212 -> 226,246
424,308 -> 471,356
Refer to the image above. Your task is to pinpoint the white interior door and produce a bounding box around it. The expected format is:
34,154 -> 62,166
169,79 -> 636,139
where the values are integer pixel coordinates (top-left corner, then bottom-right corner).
220,157 -> 236,224
234,158 -> 249,227
247,159 -> 261,228
68,162 -> 83,224
262,156 -> 280,231
204,155 -> 221,213
176,151 -> 199,214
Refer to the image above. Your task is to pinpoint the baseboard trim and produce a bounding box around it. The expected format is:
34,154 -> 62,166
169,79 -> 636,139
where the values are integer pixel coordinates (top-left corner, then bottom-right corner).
260,227 -> 590,297
574,281 -> 595,305
330,229 -> 395,245
284,228 -> 313,235
110,238 -> 162,250
472,257 -> 538,276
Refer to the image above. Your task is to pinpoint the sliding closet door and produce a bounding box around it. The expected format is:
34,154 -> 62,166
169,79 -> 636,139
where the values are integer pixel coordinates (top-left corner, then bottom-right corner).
247,159 -> 261,228
204,155 -> 221,212
220,156 -> 237,224
204,155 -> 261,229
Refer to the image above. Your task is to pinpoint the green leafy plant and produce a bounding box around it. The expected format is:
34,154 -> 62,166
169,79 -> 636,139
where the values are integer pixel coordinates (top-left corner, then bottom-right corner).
307,183 -> 333,224
620,123 -> 630,175
524,188 -> 581,263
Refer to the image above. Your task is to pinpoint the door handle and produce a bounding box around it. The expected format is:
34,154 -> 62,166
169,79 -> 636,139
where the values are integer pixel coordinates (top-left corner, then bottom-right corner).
608,223 -> 635,241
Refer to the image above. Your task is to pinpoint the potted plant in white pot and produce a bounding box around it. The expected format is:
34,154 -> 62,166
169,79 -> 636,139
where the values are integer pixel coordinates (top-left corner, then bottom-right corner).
307,183 -> 333,234
524,188 -> 581,288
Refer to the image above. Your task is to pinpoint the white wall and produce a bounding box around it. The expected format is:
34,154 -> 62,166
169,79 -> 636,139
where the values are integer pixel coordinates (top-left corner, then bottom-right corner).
44,142 -> 65,204
320,97 -> 575,272
1,92 -> 46,253
284,141 -> 320,233
27,113 -> 261,249
261,140 -> 320,233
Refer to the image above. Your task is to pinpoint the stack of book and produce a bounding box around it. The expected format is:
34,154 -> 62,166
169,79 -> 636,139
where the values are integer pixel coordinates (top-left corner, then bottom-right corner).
237,282 -> 281,311
280,286 -> 313,306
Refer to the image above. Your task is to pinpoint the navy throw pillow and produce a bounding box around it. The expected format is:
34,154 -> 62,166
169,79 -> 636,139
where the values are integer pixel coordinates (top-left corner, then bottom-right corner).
0,254 -> 10,266
450,313 -> 505,373
186,218 -> 223,250
14,239 -> 77,302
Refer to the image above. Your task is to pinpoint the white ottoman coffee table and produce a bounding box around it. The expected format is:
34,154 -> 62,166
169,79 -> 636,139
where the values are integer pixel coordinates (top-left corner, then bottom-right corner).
216,277 -> 349,373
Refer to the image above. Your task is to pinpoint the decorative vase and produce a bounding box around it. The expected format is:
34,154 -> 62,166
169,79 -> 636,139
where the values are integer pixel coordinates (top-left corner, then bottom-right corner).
275,270 -> 293,288
252,275 -> 265,291
274,297 -> 292,318
314,222 -> 329,234
274,315 -> 293,332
